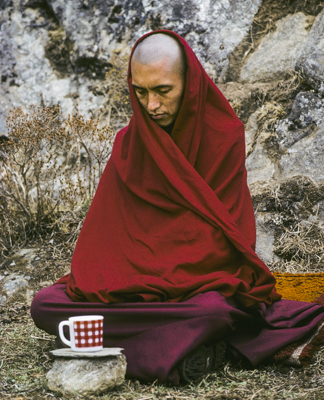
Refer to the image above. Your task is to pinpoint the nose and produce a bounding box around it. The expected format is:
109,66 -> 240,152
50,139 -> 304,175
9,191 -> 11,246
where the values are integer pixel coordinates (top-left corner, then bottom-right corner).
147,92 -> 160,112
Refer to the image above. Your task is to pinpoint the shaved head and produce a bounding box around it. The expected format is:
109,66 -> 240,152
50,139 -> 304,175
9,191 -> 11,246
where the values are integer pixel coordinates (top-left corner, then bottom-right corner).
131,33 -> 186,127
132,33 -> 186,77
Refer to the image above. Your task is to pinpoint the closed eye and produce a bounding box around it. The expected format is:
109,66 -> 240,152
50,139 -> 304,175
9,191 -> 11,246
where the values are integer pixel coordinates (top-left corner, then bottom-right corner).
134,88 -> 146,96
132,84 -> 172,96
158,88 -> 171,94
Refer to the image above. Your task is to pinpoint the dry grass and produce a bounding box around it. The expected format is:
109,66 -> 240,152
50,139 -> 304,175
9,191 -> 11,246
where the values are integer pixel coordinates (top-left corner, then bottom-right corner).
1,319 -> 324,399
251,176 -> 324,274
1,240 -> 324,399
224,70 -> 306,126
272,222 -> 324,274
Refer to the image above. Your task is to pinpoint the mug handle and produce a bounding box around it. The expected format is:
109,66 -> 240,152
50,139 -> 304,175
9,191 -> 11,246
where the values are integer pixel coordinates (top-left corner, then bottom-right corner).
58,320 -> 72,347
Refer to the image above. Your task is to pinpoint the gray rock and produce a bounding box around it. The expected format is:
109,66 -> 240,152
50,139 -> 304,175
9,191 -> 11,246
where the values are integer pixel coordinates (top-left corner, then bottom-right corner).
315,200 -> 324,229
46,354 -> 127,396
276,91 -> 324,148
0,248 -> 40,305
0,5 -> 17,134
288,92 -> 324,126
140,0 -> 262,81
247,90 -> 324,186
0,2 -> 106,133
48,0 -> 262,81
279,124 -> 324,183
245,110 -> 259,156
246,129 -> 276,185
0,0 -> 262,132
295,9 -> 324,92
0,273 -> 29,304
241,13 -> 312,83
48,0 -> 261,80
255,213 -> 281,266
0,295 -> 6,305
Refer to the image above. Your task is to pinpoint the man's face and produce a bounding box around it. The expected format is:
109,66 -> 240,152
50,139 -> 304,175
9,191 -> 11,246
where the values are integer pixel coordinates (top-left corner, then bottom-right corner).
131,57 -> 185,127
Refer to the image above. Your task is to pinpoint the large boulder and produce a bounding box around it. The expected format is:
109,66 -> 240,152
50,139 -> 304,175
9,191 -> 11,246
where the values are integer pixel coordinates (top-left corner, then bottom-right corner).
295,8 -> 324,93
241,13 -> 312,83
0,0 -> 262,132
0,2 -> 105,133
139,0 -> 262,81
255,212 -> 281,266
48,0 -> 262,80
246,91 -> 324,185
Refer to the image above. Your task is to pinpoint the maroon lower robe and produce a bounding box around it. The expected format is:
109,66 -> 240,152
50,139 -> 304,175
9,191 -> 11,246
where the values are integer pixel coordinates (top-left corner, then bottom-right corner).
31,284 -> 324,384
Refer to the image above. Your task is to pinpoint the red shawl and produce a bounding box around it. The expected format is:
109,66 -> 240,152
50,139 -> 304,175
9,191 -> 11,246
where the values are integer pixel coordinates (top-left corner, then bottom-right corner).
58,30 -> 281,308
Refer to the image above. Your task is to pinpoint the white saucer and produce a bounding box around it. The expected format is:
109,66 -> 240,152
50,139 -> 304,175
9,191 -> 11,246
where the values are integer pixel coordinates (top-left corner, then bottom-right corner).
50,347 -> 124,358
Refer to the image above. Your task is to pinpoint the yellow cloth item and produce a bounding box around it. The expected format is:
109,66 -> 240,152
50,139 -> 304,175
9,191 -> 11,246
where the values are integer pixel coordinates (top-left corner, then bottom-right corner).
274,273 -> 324,302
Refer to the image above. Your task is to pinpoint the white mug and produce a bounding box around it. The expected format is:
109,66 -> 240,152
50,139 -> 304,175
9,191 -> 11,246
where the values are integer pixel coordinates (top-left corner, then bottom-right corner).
58,315 -> 104,352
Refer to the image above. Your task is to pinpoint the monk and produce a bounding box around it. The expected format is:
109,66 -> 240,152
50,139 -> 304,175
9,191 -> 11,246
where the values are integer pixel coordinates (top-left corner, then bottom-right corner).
31,31 -> 324,384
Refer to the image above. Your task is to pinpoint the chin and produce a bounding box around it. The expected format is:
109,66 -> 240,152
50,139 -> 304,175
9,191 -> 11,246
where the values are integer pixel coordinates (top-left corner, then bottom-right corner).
157,118 -> 174,127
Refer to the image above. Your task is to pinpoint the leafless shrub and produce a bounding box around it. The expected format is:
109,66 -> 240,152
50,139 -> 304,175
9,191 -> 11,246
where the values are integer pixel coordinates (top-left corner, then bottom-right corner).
95,50 -> 132,127
0,103 -> 115,256
0,52 -> 132,256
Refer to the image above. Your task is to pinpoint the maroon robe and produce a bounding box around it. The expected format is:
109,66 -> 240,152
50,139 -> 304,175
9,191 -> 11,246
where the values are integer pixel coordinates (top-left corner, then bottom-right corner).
31,31 -> 324,384
56,30 -> 280,308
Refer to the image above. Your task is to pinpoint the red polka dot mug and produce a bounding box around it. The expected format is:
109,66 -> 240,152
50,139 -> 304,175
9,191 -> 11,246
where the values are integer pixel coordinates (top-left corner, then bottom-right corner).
58,315 -> 104,352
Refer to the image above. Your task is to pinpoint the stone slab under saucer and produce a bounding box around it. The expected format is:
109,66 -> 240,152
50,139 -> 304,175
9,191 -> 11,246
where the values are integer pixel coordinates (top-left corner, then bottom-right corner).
50,347 -> 124,358
47,348 -> 126,396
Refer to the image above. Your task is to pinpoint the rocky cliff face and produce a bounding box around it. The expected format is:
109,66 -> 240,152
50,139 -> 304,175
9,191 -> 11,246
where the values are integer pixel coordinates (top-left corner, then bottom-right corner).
0,0 -> 262,132
1,0 -> 324,274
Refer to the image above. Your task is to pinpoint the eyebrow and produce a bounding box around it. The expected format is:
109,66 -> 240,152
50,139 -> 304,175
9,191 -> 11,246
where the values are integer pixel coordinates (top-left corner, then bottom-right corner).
132,84 -> 172,91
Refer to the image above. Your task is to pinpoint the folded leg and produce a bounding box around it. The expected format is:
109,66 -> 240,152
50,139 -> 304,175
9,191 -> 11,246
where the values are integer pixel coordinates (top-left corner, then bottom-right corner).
31,284 -> 246,383
31,285 -> 324,383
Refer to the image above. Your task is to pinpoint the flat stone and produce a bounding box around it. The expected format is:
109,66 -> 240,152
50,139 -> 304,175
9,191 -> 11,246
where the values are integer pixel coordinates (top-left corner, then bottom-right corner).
241,13 -> 312,83
47,353 -> 127,396
50,347 -> 124,358
295,9 -> 324,92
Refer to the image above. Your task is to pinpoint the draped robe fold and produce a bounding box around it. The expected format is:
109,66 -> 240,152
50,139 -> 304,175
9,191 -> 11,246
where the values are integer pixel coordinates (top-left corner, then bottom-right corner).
56,30 -> 280,308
